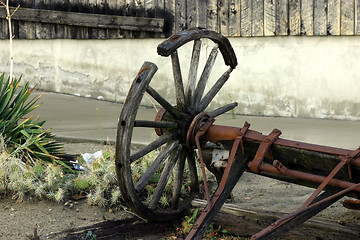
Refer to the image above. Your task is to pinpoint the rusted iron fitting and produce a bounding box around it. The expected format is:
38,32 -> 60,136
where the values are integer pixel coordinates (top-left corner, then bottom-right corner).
343,199 -> 360,210
273,160 -> 289,175
248,128 -> 282,173
339,147 -> 360,180
154,108 -> 167,136
186,113 -> 215,149
237,121 -> 251,155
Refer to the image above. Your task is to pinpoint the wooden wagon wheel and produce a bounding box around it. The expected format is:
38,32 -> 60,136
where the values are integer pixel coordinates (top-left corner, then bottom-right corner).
115,28 -> 238,222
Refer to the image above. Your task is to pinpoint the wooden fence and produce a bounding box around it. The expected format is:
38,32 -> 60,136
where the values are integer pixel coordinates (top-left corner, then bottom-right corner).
1,0 -> 360,39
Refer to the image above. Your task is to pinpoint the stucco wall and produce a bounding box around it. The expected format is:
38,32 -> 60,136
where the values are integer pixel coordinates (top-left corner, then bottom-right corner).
0,36 -> 359,120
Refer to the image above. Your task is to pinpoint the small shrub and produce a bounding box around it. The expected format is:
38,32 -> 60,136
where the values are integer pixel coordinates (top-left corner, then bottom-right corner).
0,73 -> 64,165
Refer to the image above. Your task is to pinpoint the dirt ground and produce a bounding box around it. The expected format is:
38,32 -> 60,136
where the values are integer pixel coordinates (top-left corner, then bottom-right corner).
0,141 -> 359,239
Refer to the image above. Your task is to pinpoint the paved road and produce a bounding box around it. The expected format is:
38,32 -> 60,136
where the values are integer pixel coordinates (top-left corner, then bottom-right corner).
32,91 -> 360,150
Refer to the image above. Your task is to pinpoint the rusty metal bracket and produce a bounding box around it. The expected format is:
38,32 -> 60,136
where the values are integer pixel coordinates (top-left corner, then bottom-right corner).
250,147 -> 360,239
300,146 -> 360,209
339,146 -> 360,180
215,122 -> 250,199
251,182 -> 360,240
186,122 -> 251,240
194,117 -> 216,205
343,199 -> 360,210
238,121 -> 251,155
249,128 -> 282,173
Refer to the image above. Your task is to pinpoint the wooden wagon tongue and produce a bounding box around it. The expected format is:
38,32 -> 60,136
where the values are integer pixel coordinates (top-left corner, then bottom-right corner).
185,116 -> 360,240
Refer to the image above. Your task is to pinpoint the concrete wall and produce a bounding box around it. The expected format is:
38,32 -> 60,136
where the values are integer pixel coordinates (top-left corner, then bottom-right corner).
0,36 -> 359,120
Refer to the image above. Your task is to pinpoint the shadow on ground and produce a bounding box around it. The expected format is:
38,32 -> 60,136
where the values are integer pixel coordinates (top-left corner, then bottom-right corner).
51,217 -> 174,240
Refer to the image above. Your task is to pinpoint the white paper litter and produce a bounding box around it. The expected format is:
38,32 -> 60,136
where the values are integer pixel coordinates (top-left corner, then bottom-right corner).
71,150 -> 103,171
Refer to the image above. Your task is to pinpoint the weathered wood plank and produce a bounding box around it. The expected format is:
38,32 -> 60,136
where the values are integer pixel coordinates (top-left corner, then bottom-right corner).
219,0 -> 229,36
54,0 -> 69,39
43,0 -> 56,39
275,0 -> 288,36
327,0 -> 341,36
164,0 -> 175,36
123,0 -> 135,38
341,0 -> 355,35
192,199 -> 360,240
97,0 -> 107,39
229,0 -> 240,36
175,0 -> 186,33
300,0 -> 313,35
207,0 -> 219,32
357,0 -> 360,34
19,0 -> 36,39
264,0 -> 276,36
132,0 -> 145,38
240,0 -> 252,36
314,0 -> 327,35
289,0 -> 300,35
197,0 -> 207,29
252,0 -> 264,36
0,19 -> 6,39
104,0 -> 121,39
0,6 -> 164,33
187,0 -> 197,28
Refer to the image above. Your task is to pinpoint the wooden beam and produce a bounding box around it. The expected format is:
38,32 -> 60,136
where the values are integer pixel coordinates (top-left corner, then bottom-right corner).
289,0 -> 300,35
314,0 -> 327,35
252,0 -> 264,36
300,0 -> 314,35
228,0 -> 240,36
192,199 -> 360,240
240,0 -> 252,36
341,0 -> 355,35
327,0 -> 341,36
275,0 -> 288,36
264,0 -> 276,36
0,6 -> 164,32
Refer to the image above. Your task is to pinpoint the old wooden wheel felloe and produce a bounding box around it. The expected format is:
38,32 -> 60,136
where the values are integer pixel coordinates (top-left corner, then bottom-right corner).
116,28 -> 360,239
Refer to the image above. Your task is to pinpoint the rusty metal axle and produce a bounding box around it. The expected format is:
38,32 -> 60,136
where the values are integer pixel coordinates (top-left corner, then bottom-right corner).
185,118 -> 360,239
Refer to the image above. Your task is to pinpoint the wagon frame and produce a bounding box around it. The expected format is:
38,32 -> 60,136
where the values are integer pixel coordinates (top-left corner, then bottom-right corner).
115,28 -> 360,239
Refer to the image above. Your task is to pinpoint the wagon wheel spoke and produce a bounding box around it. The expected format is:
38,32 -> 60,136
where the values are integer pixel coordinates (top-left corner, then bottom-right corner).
187,150 -> 199,194
135,141 -> 179,192
134,120 -> 178,129
193,44 -> 219,108
208,102 -> 238,118
185,39 -> 202,106
171,51 -> 186,110
130,132 -> 177,163
148,144 -> 183,210
197,67 -> 233,112
146,85 -> 185,119
171,148 -> 187,209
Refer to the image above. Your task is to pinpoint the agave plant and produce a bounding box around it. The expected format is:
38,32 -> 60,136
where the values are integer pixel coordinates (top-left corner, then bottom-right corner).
0,73 -> 64,165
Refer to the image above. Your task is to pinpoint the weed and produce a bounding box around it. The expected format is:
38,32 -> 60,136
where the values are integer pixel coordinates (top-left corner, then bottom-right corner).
228,93 -> 237,119
80,231 -> 97,240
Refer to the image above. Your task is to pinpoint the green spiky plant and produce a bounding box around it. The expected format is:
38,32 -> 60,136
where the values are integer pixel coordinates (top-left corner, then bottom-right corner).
0,73 -> 63,165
